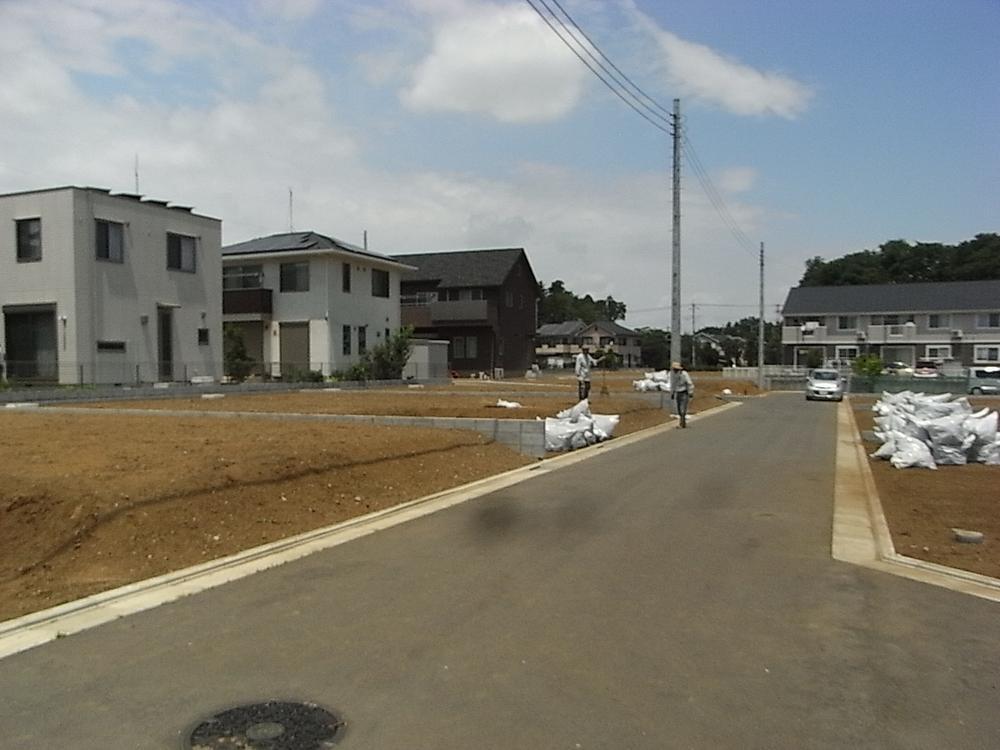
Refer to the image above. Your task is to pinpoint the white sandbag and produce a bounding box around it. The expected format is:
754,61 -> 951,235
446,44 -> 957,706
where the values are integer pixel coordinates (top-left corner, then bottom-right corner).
983,434 -> 1000,466
965,411 -> 999,463
592,414 -> 620,440
921,414 -> 974,465
496,399 -> 522,408
556,399 -> 591,422
544,417 -> 577,452
890,433 -> 937,470
870,432 -> 898,459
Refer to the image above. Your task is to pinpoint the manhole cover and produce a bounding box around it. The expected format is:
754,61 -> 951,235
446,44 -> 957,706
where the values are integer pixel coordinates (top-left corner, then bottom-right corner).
186,701 -> 343,749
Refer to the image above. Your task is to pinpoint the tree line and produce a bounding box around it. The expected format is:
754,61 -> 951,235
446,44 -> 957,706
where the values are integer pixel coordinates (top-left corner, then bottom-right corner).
537,280 -> 627,324
800,233 -> 1000,286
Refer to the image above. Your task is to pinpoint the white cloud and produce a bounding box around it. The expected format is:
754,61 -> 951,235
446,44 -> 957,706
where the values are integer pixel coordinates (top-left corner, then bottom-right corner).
0,0 -> 779,332
401,4 -> 586,123
252,0 -> 321,21
718,167 -> 757,194
628,5 -> 812,119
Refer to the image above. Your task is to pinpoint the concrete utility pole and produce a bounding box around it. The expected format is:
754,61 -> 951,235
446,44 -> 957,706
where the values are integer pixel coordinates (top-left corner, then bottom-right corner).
758,242 -> 765,390
670,98 -> 682,366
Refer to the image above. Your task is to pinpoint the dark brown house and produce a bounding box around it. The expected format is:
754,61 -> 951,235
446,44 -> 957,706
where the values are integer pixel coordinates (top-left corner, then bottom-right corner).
393,248 -> 540,376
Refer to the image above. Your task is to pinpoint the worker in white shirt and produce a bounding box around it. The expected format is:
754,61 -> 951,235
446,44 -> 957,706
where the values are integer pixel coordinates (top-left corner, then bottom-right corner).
574,345 -> 603,401
669,361 -> 695,427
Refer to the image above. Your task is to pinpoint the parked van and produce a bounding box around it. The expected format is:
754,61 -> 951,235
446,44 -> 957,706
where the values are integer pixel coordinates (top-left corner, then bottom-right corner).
968,366 -> 1000,395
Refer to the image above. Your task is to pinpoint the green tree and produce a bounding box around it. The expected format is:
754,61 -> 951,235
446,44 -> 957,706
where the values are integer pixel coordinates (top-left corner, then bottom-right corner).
354,326 -> 414,380
538,280 -> 628,324
800,234 -> 1000,286
636,327 -> 670,369
223,324 -> 254,380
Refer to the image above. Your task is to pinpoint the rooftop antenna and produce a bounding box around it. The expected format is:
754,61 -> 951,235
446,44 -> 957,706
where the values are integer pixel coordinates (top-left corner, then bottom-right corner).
134,154 -> 139,194
288,188 -> 294,232
363,229 -> 368,251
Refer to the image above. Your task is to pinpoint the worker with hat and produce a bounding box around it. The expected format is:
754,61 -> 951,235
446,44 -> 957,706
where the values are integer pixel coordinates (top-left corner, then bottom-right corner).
669,361 -> 694,427
574,344 -> 603,401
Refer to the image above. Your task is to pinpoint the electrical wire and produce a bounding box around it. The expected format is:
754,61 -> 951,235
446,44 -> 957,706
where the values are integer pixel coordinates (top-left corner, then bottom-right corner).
522,0 -> 672,135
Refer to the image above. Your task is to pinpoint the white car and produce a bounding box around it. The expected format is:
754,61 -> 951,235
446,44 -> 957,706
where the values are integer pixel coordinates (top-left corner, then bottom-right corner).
805,368 -> 844,402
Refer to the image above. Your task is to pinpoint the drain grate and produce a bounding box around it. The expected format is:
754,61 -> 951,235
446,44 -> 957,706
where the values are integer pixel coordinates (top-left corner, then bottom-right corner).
187,701 -> 343,749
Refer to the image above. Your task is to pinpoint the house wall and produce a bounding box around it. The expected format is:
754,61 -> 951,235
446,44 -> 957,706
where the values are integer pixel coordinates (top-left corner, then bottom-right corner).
0,188 -> 222,384
494,255 -> 538,374
0,189 -> 77,381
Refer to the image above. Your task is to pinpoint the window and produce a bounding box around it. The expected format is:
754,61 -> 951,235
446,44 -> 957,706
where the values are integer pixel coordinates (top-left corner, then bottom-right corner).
96,340 -> 126,352
835,346 -> 859,361
925,345 -> 951,361
869,315 -> 882,325
342,325 -> 351,355
280,261 -> 309,292
342,262 -> 351,293
223,264 -> 263,290
452,335 -> 478,360
883,315 -> 899,326
166,233 -> 196,272
358,325 -> 367,354
95,220 -> 124,263
470,288 -> 484,300
974,346 -> 1000,363
837,316 -> 856,331
928,314 -> 949,329
371,268 -> 390,298
976,312 -> 1000,329
443,289 -> 460,301
16,218 -> 41,262
401,291 -> 437,305
198,328 -> 210,345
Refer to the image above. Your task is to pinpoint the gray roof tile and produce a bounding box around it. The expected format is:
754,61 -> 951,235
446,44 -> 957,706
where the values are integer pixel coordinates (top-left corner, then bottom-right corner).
393,248 -> 531,288
223,231 -> 409,267
782,280 -> 1000,315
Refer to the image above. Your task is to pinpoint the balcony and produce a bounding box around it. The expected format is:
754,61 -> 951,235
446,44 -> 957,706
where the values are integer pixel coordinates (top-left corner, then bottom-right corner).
223,288 -> 272,316
401,299 -> 494,328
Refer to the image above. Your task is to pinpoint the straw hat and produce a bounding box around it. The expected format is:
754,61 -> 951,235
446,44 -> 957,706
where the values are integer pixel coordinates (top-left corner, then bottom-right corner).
671,361 -> 681,369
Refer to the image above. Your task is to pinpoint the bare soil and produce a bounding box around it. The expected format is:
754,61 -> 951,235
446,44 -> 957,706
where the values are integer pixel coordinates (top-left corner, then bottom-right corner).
0,375 -> 747,623
851,396 -> 1000,579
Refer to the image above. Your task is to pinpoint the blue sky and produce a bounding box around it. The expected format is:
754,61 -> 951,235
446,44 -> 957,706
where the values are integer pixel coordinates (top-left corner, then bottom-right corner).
0,0 -> 996,329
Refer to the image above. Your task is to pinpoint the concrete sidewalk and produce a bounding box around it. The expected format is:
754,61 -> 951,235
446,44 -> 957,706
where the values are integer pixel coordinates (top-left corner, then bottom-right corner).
1,394 -> 997,749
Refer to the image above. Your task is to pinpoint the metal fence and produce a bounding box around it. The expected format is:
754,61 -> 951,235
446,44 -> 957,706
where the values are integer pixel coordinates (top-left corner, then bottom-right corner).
0,359 -> 449,387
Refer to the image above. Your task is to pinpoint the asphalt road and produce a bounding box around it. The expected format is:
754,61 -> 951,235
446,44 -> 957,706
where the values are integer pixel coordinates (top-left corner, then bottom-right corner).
1,394 -> 998,749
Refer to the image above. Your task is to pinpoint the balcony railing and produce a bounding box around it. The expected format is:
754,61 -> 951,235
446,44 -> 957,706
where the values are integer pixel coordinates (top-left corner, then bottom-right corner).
223,288 -> 273,316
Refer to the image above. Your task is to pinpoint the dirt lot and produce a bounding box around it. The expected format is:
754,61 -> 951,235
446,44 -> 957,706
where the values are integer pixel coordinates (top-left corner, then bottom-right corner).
851,396 -> 1000,579
0,374 -> 749,623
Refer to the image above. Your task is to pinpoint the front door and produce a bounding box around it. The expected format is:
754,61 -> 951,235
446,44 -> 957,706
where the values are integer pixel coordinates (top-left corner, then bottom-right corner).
158,307 -> 174,381
279,322 -> 310,378
4,308 -> 57,381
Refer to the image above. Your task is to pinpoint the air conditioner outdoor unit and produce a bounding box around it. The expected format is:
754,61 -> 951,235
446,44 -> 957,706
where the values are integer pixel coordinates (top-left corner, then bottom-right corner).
856,331 -> 867,341
802,321 -> 819,331
952,329 -> 964,338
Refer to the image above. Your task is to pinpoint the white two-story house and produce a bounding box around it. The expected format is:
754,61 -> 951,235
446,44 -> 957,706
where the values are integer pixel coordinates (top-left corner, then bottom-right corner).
0,186 -> 222,384
781,280 -> 1000,368
222,232 -> 414,377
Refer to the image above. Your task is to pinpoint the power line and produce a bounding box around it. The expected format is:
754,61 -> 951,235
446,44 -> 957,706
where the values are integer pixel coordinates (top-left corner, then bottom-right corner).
522,0 -> 671,135
538,0 -> 673,123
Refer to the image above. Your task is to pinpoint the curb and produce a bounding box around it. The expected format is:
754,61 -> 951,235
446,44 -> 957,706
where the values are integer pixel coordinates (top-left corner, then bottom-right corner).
833,398 -> 1000,603
0,401 -> 741,660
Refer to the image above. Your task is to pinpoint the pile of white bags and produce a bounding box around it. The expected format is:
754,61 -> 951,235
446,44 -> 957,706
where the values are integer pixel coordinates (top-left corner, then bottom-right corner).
543,399 -> 620,452
633,370 -> 671,392
869,391 -> 1000,469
